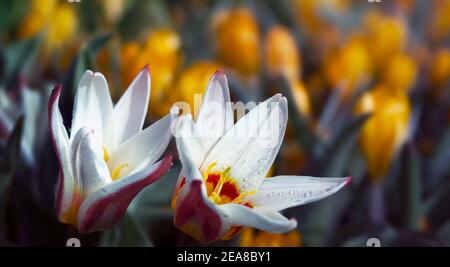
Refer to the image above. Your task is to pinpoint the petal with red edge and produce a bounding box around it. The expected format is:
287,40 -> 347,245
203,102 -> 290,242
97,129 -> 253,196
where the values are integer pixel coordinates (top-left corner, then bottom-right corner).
76,155 -> 172,233
48,85 -> 73,220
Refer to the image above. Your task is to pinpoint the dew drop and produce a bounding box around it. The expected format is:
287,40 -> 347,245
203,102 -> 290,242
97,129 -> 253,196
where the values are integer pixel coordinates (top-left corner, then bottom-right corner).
267,192 -> 275,198
289,190 -> 296,195
237,149 -> 243,155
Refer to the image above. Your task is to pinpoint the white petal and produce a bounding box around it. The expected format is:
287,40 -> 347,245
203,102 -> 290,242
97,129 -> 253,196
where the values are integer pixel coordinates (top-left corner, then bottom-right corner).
71,71 -> 115,148
76,155 -> 172,233
173,114 -> 207,167
201,94 -> 288,194
219,204 -> 297,233
249,176 -> 352,211
196,71 -> 234,152
48,86 -> 73,219
113,66 -> 150,145
107,110 -> 176,177
73,128 -> 111,195
176,125 -> 205,184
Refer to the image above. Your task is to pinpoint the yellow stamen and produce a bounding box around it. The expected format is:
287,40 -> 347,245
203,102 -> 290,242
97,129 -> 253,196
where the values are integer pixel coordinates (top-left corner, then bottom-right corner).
203,162 -> 256,205
103,147 -> 109,162
111,163 -> 129,181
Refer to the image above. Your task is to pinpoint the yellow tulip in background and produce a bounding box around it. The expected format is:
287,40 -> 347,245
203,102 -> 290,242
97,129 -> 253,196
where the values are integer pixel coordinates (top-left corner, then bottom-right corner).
101,0 -> 127,26
356,86 -> 411,181
240,228 -> 301,247
364,11 -> 408,70
173,61 -> 222,118
324,37 -> 372,96
265,25 -> 302,82
120,28 -> 182,98
430,48 -> 450,88
19,1 -> 77,56
213,8 -> 261,78
383,54 -> 418,93
290,80 -> 311,117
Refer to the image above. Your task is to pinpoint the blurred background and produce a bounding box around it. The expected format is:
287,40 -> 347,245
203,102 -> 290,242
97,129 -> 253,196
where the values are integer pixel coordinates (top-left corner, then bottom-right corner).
0,0 -> 449,247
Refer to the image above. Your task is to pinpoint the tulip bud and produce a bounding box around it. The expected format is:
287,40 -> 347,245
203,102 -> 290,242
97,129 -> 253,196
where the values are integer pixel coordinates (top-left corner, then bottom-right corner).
356,86 -> 411,181
174,61 -> 222,117
430,48 -> 450,88
213,8 -> 261,77
364,12 -> 408,69
429,0 -> 450,41
383,54 -> 418,92
324,37 -> 372,95
265,26 -> 302,82
240,228 -> 301,247
290,80 -> 311,116
19,0 -> 56,38
101,0 -> 126,26
46,5 -> 77,51
118,29 -> 182,117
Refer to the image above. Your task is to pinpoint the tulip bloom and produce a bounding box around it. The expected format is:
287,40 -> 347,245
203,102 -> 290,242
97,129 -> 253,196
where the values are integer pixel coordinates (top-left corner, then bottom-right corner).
356,86 -> 411,181
171,72 -> 351,243
49,67 -> 176,233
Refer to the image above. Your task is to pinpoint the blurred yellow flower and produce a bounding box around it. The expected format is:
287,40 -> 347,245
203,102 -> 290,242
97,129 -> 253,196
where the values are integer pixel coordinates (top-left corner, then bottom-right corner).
290,80 -> 311,116
294,0 -> 349,35
19,1 -> 77,54
117,28 -> 182,117
265,25 -> 302,82
144,28 -> 182,102
383,54 -> 418,92
356,86 -> 411,181
213,8 -> 261,78
429,0 -> 450,41
174,61 -> 222,117
101,0 -> 126,26
430,48 -> 450,87
324,37 -> 372,95
46,5 -> 77,52
240,228 -> 301,247
364,12 -> 408,70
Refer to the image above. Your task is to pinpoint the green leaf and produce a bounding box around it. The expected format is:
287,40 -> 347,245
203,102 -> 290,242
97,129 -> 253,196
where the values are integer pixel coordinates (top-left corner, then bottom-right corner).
0,116 -> 23,180
425,181 -> 450,230
397,144 -> 422,230
320,113 -> 371,174
0,117 -> 23,244
65,33 -> 113,94
428,126 -> 450,190
1,35 -> 42,83
101,212 -> 153,247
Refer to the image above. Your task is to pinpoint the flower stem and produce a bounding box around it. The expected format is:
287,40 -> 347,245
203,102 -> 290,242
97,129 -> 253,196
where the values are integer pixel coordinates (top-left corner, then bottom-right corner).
369,181 -> 385,226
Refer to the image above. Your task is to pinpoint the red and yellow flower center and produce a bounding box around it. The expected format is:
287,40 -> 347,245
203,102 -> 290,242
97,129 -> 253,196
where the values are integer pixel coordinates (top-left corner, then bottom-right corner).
204,163 -> 255,206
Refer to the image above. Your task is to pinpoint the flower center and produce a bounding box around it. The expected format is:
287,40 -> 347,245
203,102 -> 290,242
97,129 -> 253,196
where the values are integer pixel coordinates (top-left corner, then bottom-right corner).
103,147 -> 129,181
203,162 -> 255,206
